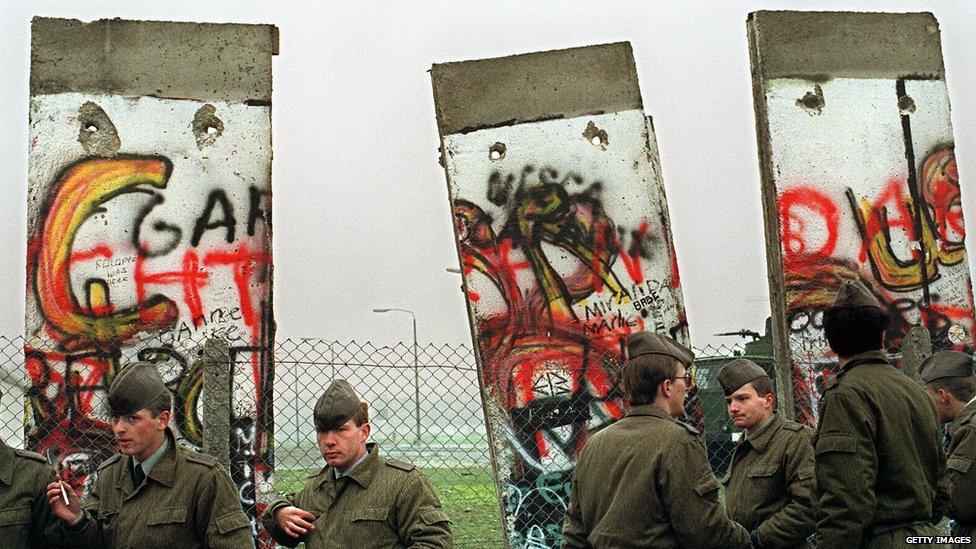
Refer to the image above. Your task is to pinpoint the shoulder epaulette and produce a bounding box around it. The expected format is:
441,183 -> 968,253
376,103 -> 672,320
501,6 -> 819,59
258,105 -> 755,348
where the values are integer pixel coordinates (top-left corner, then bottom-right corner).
98,453 -> 122,471
677,420 -> 701,436
13,448 -> 47,464
385,459 -> 416,472
186,452 -> 218,467
783,421 -> 811,432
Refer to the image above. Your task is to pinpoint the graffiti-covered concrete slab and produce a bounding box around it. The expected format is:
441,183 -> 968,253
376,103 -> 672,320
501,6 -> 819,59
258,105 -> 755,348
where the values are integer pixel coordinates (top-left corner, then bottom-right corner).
432,43 -> 689,548
749,11 -> 973,424
23,17 -> 277,545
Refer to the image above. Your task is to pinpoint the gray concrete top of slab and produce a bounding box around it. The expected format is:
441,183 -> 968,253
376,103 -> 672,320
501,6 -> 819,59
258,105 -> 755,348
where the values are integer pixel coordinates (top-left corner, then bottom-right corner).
430,42 -> 642,136
31,17 -> 278,103
748,11 -> 944,81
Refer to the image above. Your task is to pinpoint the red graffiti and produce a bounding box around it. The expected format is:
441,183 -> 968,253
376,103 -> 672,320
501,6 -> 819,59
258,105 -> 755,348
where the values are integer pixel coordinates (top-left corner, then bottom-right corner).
135,250 -> 210,327
618,221 -> 648,285
778,186 -> 840,264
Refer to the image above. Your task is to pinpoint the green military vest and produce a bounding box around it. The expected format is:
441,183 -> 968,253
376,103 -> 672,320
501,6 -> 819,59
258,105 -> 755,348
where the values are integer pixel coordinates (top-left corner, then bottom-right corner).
0,441 -> 61,549
261,443 -> 452,548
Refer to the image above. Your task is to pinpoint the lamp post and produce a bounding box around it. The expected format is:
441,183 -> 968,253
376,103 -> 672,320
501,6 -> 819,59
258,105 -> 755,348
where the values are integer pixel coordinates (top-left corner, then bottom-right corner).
372,308 -> 420,443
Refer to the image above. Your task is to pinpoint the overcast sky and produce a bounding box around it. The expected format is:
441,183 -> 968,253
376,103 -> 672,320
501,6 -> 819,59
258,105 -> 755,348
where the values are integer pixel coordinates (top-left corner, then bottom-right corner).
1,1 -> 975,351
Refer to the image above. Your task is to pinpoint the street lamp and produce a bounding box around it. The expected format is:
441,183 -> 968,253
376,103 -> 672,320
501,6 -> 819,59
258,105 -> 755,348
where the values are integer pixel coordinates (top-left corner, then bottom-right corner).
372,308 -> 420,443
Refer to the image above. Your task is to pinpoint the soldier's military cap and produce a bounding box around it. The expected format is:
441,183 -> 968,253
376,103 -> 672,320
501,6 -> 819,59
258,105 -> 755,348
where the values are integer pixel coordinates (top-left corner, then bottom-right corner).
314,379 -> 363,431
920,350 -> 976,383
717,358 -> 770,396
831,279 -> 881,309
626,331 -> 694,367
107,361 -> 168,416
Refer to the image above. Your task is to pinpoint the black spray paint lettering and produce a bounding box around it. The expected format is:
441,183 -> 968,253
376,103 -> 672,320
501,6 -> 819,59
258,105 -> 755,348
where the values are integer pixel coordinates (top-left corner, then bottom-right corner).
132,186 -> 271,255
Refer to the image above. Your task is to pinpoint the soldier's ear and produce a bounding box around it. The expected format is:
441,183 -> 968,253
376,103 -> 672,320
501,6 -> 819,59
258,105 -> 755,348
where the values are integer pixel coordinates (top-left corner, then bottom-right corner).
156,409 -> 171,428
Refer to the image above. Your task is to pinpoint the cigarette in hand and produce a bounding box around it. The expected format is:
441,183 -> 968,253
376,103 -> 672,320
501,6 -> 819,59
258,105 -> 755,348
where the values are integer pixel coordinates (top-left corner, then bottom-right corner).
58,480 -> 69,506
52,456 -> 69,506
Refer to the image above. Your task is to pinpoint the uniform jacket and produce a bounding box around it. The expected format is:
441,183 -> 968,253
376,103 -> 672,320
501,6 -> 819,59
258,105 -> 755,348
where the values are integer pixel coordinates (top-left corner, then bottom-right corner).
722,412 -> 817,548
64,428 -> 253,548
261,443 -> 452,548
0,441 -> 62,549
947,397 -> 976,540
813,350 -> 950,548
562,404 -> 751,548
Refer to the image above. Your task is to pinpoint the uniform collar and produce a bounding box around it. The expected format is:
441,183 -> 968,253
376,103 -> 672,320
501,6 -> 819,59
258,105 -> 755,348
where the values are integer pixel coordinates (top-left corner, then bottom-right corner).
0,440 -> 13,486
625,404 -> 673,421
318,442 -> 380,489
950,398 -> 976,439
335,446 -> 370,480
743,412 -> 782,454
839,350 -> 890,374
134,436 -> 169,477
119,428 -> 177,490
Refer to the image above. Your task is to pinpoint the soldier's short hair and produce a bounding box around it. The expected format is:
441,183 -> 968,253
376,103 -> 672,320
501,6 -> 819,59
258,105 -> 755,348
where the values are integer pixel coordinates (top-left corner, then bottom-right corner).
823,306 -> 890,357
621,354 -> 679,405
351,402 -> 369,426
928,374 -> 976,403
750,376 -> 775,398
145,391 -> 172,418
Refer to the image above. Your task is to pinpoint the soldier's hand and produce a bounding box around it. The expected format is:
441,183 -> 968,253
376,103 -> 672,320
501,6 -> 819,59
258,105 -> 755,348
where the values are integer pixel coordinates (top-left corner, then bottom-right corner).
46,480 -> 82,525
275,505 -> 317,538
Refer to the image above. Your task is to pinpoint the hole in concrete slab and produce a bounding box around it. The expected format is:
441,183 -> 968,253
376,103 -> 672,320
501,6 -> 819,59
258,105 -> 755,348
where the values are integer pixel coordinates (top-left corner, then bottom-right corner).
77,102 -> 121,157
898,94 -> 917,115
489,142 -> 506,161
192,104 -> 225,150
582,121 -> 609,149
796,84 -> 825,116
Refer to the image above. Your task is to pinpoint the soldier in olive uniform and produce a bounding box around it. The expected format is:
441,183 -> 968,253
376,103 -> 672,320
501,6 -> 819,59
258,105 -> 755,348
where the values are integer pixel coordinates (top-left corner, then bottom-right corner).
562,332 -> 751,548
261,379 -> 452,548
46,361 -> 254,548
0,387 -> 63,549
921,350 -> 976,543
814,280 -> 949,548
718,358 -> 816,548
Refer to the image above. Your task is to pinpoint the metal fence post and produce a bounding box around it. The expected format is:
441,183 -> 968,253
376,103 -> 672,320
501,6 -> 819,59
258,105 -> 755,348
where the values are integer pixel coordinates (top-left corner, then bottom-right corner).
901,325 -> 932,385
201,337 -> 232,470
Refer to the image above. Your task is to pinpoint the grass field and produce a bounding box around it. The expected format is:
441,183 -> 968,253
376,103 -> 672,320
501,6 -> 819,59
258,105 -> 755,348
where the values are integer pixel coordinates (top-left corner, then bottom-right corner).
275,465 -> 505,547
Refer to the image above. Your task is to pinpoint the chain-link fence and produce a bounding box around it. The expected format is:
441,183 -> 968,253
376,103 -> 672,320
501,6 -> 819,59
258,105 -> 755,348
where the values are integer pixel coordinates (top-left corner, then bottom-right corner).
0,332 -> 957,547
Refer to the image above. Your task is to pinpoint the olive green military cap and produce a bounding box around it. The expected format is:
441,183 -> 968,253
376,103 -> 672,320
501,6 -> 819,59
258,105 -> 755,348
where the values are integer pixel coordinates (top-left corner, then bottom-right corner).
314,379 -> 363,431
920,350 -> 976,383
107,361 -> 168,416
831,279 -> 881,309
717,358 -> 770,396
626,331 -> 694,367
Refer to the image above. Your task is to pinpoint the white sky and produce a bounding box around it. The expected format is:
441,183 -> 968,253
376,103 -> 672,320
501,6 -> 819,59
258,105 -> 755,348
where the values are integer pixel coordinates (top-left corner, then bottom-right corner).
1,1 -> 975,351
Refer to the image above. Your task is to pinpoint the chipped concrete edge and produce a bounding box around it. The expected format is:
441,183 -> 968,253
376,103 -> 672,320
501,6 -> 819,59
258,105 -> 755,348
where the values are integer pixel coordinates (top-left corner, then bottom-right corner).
31,17 -> 278,103
747,13 -> 796,420
430,42 -> 642,136
749,11 -> 944,81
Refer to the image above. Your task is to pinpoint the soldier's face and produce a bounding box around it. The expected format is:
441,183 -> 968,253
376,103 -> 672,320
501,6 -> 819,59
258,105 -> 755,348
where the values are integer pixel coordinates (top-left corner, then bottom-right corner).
112,409 -> 169,461
725,383 -> 773,433
317,418 -> 370,471
665,364 -> 690,417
